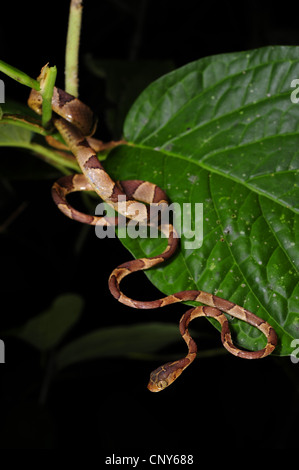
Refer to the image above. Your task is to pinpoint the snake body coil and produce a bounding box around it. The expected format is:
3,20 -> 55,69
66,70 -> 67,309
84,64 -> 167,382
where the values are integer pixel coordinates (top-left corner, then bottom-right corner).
28,81 -> 278,392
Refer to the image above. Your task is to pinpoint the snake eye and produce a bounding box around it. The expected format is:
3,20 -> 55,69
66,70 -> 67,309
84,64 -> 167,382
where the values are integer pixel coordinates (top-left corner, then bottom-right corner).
157,380 -> 168,390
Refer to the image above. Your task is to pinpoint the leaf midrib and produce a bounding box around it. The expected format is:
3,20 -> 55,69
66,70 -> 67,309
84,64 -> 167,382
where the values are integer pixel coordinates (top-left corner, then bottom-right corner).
132,141 -> 298,215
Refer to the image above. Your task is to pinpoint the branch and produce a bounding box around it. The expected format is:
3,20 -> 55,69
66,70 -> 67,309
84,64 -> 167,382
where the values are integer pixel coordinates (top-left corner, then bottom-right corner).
65,0 -> 84,97
0,60 -> 39,90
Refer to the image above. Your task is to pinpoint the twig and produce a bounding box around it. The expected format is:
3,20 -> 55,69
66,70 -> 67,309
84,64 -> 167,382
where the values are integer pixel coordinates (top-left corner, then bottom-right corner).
126,347 -> 228,362
0,60 -> 39,90
65,0 -> 84,97
38,65 -> 57,129
38,351 -> 56,406
129,0 -> 148,61
0,201 -> 28,233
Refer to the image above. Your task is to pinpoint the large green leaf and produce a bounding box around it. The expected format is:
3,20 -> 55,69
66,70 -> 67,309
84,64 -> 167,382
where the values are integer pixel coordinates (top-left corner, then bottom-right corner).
103,46 -> 299,356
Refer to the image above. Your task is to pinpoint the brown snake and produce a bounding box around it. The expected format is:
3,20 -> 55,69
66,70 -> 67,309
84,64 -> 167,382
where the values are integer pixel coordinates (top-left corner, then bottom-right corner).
28,76 -> 278,392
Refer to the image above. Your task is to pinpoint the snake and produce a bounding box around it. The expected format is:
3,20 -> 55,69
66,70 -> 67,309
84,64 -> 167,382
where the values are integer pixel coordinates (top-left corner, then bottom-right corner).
28,76 -> 278,392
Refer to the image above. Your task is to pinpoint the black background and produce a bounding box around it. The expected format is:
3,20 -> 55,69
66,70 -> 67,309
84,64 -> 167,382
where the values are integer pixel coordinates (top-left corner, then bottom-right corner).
0,0 -> 298,452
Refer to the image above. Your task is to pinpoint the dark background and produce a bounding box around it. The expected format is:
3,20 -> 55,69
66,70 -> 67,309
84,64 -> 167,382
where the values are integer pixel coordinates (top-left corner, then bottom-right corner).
0,0 -> 298,452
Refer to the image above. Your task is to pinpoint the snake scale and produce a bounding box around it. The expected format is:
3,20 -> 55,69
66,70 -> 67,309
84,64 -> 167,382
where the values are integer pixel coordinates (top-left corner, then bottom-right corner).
28,75 -> 278,392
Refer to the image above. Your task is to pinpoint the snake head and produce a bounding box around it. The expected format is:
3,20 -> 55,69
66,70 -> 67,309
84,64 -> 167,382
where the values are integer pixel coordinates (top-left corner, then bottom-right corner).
147,359 -> 189,392
147,363 -> 171,392
147,376 -> 169,392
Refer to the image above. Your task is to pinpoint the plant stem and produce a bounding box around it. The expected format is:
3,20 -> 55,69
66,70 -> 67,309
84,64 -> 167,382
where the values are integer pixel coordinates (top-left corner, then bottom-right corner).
38,351 -> 56,406
0,140 -> 79,173
126,348 -> 228,362
0,60 -> 40,90
129,0 -> 148,61
29,142 -> 79,172
65,0 -> 84,97
0,201 -> 28,233
40,66 -> 57,129
0,114 -> 49,135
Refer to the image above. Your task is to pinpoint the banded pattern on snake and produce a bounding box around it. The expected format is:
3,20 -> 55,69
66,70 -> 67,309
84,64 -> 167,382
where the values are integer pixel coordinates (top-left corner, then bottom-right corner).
28,76 -> 278,392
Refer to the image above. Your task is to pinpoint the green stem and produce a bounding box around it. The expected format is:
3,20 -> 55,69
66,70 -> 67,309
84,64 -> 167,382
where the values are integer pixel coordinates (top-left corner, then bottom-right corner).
0,140 -> 79,173
30,142 -> 79,172
41,66 -> 57,129
65,0 -> 84,97
0,60 -> 40,90
126,348 -> 228,361
0,114 -> 47,135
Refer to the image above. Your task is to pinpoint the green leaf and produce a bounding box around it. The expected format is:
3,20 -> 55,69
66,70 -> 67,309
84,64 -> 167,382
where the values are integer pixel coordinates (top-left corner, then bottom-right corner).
5,294 -> 84,351
104,46 -> 299,356
55,322 -> 180,371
